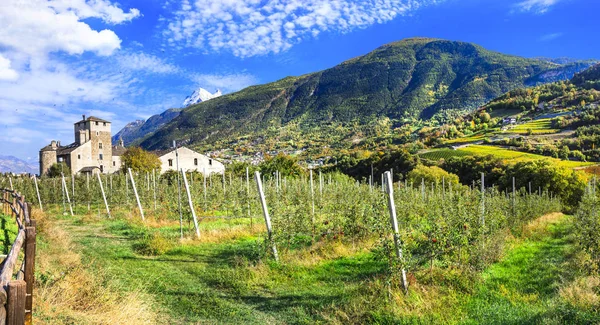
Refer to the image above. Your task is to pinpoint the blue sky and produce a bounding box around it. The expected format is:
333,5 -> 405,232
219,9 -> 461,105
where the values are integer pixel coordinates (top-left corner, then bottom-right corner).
0,0 -> 599,163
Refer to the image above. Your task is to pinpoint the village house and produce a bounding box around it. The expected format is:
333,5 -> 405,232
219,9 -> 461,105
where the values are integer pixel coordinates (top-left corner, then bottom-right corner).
156,147 -> 225,175
39,116 -> 126,176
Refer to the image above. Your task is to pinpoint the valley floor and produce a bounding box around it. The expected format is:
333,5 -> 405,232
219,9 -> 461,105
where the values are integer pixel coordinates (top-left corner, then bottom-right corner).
33,210 -> 600,324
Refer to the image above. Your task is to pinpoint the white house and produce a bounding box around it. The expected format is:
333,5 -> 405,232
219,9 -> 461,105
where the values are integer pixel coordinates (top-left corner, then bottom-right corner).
157,147 -> 225,175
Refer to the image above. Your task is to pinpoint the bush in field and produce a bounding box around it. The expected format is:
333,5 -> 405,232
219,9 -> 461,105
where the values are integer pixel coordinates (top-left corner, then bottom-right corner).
573,192 -> 600,274
121,147 -> 161,173
407,165 -> 460,187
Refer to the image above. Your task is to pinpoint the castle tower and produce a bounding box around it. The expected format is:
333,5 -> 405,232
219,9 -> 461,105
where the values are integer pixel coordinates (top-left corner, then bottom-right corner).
74,115 -> 113,173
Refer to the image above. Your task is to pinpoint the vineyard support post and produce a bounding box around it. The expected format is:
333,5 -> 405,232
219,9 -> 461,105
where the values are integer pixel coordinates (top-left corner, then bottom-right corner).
24,222 -> 36,325
152,169 -> 157,211
181,169 -> 200,238
310,169 -> 315,234
61,174 -> 73,216
71,174 -> 75,208
384,171 -> 408,294
512,177 -> 516,217
246,167 -> 251,228
203,168 -> 207,212
481,173 -> 485,228
97,172 -> 111,218
254,171 -> 278,261
8,177 -> 13,190
33,176 -> 42,212
127,168 -> 145,221
174,142 -> 183,239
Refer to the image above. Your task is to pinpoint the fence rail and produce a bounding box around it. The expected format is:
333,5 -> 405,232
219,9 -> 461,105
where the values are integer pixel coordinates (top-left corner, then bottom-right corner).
0,189 -> 36,325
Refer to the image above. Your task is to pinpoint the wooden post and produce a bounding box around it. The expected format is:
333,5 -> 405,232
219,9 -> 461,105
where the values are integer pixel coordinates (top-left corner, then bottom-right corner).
6,280 -> 26,325
24,222 -> 36,325
127,168 -> 145,221
254,171 -> 278,261
512,177 -> 516,217
33,176 -> 43,212
86,172 -> 90,211
96,173 -> 111,218
8,177 -> 13,190
384,171 -> 408,294
181,169 -> 200,238
61,174 -> 74,216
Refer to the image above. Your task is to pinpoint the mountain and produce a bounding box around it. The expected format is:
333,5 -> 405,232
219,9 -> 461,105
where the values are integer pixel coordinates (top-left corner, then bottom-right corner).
572,63 -> 600,90
182,88 -> 222,107
139,38 -> 594,151
112,108 -> 183,146
0,155 -> 37,174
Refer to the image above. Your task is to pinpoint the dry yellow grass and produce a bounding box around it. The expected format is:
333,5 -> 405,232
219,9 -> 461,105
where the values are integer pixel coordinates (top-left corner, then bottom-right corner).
560,276 -> 600,310
33,209 -> 161,324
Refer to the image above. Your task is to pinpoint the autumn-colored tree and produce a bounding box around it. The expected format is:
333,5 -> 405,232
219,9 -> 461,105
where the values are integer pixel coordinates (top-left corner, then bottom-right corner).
121,147 -> 161,173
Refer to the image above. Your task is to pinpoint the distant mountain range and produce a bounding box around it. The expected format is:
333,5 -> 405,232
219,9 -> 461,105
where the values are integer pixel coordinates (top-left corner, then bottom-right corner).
136,38 -> 597,151
0,155 -> 37,175
113,87 -> 223,146
112,108 -> 182,146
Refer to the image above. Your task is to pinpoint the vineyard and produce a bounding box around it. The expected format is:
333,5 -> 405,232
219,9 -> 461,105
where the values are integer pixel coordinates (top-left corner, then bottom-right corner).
2,170 -> 599,323
457,145 -> 594,168
505,118 -> 561,135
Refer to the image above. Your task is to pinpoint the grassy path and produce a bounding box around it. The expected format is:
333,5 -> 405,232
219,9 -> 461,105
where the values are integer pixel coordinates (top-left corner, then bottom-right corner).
40,213 -> 600,324
463,213 -> 597,324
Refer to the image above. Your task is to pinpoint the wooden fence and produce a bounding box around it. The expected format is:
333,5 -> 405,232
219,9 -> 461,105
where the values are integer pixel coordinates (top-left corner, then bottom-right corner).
0,189 -> 36,325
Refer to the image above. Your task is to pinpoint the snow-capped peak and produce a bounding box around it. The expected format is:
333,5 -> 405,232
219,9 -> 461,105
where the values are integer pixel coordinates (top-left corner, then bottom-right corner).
182,88 -> 222,107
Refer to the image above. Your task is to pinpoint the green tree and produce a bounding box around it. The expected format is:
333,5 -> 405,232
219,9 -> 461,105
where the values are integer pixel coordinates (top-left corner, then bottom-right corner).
407,165 -> 460,187
259,154 -> 305,178
46,162 -> 71,178
121,147 -> 161,173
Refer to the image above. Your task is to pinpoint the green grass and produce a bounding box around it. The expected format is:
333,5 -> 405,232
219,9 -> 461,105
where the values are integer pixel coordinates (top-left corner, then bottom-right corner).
39,209 -> 600,324
462,215 -> 600,324
419,149 -> 473,161
505,118 -> 561,135
458,145 -> 594,168
0,213 -> 19,254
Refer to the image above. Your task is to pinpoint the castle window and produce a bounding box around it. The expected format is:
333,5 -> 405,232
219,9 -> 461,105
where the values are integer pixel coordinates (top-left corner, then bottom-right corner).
168,159 -> 173,167
100,165 -> 104,173
96,131 -> 99,136
113,161 -> 116,166
209,159 -> 213,166
58,157 -> 63,162
78,154 -> 80,159
99,143 -> 103,149
95,121 -> 98,126
103,122 -> 106,126
99,154 -> 103,160
194,158 -> 198,166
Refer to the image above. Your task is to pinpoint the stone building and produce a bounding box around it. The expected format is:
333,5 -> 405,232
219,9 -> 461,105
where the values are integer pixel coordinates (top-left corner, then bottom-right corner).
157,147 -> 225,175
39,116 -> 126,176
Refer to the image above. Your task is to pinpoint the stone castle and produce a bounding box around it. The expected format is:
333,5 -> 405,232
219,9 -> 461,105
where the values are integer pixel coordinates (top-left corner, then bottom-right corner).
39,115 -> 126,176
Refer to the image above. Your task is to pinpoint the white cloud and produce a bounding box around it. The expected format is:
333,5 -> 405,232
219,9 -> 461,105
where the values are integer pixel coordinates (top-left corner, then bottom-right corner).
117,52 -> 180,74
165,0 -> 440,57
0,55 -> 19,81
0,0 -> 138,58
191,73 -> 259,93
539,32 -> 564,41
47,0 -> 141,24
515,0 -> 560,14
